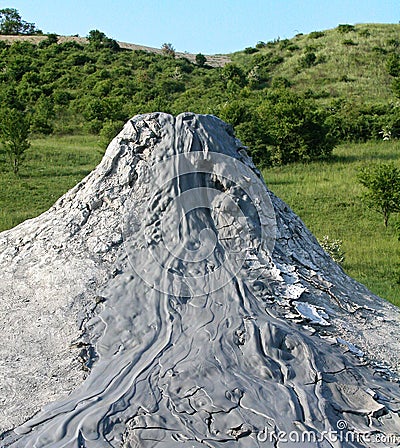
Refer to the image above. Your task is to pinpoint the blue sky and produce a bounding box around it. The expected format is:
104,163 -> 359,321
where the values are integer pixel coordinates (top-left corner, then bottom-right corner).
6,0 -> 399,54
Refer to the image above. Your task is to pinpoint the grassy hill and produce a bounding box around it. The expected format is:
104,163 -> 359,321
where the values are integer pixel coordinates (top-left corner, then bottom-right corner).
232,23 -> 399,104
0,23 -> 400,305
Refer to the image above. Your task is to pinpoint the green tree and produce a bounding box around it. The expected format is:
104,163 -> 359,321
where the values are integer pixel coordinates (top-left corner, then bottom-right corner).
358,163 -> 400,227
195,53 -> 207,67
87,30 -> 119,51
0,8 -> 41,35
0,108 -> 31,174
161,43 -> 175,57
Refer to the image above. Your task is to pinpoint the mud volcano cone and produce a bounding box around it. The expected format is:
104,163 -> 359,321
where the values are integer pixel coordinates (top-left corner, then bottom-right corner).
0,113 -> 399,447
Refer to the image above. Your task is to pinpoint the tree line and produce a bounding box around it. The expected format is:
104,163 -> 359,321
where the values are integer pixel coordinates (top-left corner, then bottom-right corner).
0,10 -> 399,174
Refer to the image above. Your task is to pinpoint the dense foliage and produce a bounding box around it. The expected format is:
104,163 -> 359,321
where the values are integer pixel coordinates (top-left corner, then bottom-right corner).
0,22 -> 399,166
0,8 -> 41,35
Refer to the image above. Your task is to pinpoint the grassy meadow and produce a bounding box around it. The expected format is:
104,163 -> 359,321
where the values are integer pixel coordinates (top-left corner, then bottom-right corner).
0,135 -> 101,231
263,139 -> 400,306
0,135 -> 399,306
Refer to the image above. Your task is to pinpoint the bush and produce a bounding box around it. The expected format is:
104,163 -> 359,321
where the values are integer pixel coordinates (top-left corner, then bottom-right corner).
161,43 -> 175,57
342,39 -> 358,46
244,47 -> 258,54
30,95 -> 54,135
393,77 -> 400,98
387,54 -> 400,77
325,99 -> 392,142
319,235 -> 345,265
236,91 -> 336,166
358,28 -> 371,38
87,30 -> 119,51
337,24 -> 355,33
300,51 -> 317,68
309,31 -> 325,39
38,33 -> 58,49
221,63 -> 247,87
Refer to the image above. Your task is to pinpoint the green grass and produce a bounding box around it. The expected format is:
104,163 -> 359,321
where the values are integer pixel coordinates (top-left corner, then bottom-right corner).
262,139 -> 400,306
0,135 -> 102,231
232,23 -> 400,105
0,135 -> 399,307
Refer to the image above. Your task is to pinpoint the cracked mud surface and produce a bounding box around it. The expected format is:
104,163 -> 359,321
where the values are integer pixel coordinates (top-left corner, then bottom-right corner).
0,113 -> 399,447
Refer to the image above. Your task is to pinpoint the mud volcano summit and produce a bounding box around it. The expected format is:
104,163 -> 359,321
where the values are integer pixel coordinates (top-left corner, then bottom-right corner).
0,112 -> 399,447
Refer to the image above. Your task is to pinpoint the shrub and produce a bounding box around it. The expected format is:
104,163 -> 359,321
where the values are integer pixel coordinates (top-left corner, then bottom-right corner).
30,94 -> 54,135
221,63 -> 247,87
337,24 -> 355,33
393,77 -> 400,98
309,31 -> 325,39
88,30 -> 119,51
342,39 -> 358,46
387,54 -> 400,77
387,38 -> 400,48
300,51 -> 317,68
325,99 -> 392,142
236,91 -> 336,166
286,43 -> 300,52
161,43 -> 175,57
38,33 -> 58,49
271,77 -> 291,89
252,53 -> 284,69
319,236 -> 345,265
358,29 -> 371,38
244,47 -> 258,54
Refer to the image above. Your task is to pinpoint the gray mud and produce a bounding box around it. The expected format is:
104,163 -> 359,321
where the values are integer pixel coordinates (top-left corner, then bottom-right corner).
0,113 -> 399,447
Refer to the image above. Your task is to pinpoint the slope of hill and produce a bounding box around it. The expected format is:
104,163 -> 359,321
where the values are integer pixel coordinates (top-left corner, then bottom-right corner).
231,23 -> 399,104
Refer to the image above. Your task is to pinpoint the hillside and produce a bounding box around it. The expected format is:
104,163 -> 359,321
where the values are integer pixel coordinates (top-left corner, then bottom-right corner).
0,23 -> 398,150
0,34 -> 231,67
232,23 -> 399,104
